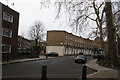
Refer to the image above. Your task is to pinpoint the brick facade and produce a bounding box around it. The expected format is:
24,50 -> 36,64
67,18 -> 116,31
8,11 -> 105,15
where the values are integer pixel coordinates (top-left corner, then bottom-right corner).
46,30 -> 101,56
0,3 -> 19,58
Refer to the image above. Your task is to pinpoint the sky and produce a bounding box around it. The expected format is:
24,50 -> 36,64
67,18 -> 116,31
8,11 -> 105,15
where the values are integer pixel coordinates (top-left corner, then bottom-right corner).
0,0 -> 72,39
1,0 -> 118,40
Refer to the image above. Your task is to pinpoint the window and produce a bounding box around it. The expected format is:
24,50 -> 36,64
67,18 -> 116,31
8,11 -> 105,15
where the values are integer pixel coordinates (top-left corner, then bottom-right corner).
2,44 -> 11,53
67,36 -> 70,40
70,37 -> 73,41
79,40 -> 81,43
64,42 -> 67,45
2,28 -> 12,37
65,36 -> 68,39
3,11 -> 13,23
75,39 -> 77,42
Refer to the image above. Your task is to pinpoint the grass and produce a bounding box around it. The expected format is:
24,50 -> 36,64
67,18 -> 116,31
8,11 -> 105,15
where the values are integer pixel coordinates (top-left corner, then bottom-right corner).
97,56 -> 120,68
97,57 -> 106,66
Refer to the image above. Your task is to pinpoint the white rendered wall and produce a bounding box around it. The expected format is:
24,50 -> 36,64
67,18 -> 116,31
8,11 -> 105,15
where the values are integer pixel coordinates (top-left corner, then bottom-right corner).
46,46 -> 92,56
46,46 -> 64,56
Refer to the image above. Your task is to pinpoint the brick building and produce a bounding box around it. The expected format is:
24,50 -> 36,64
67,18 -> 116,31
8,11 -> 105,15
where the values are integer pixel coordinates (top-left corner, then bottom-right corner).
18,36 -> 32,50
18,36 -> 46,55
0,3 -> 19,59
46,30 -> 101,56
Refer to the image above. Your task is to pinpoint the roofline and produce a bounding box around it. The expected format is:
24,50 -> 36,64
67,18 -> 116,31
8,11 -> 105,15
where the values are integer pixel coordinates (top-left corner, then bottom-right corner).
47,30 -> 94,41
0,2 -> 19,14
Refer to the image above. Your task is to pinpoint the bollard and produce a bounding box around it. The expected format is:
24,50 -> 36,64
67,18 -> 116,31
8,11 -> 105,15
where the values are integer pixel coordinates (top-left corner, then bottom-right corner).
46,55 -> 48,59
7,54 -> 9,62
82,64 -> 87,80
42,65 -> 47,80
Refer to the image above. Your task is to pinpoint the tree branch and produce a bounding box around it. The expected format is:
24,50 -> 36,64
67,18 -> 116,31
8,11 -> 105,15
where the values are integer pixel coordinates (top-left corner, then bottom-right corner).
85,15 -> 96,21
98,2 -> 105,10
113,10 -> 120,15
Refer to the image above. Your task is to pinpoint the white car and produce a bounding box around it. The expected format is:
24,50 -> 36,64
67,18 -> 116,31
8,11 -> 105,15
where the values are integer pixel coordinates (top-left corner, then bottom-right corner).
75,55 -> 87,64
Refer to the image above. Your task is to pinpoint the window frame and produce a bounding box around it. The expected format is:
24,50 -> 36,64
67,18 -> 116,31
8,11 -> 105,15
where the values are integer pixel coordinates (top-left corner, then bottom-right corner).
3,11 -> 13,23
2,28 -> 12,38
2,44 -> 11,53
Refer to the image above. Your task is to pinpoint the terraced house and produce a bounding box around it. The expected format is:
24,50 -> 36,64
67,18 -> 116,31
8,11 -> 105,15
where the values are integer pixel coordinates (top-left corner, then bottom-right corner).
46,30 -> 101,56
0,2 -> 19,60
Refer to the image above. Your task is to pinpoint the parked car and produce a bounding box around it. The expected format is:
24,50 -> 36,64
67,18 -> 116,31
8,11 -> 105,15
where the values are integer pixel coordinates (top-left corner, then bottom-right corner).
79,52 -> 83,55
91,53 -> 94,56
75,55 -> 87,64
45,52 -> 59,57
92,53 -> 104,59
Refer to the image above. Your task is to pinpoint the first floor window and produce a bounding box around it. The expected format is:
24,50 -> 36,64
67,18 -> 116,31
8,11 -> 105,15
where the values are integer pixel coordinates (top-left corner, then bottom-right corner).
3,11 -> 13,23
2,28 -> 12,38
2,44 -> 11,53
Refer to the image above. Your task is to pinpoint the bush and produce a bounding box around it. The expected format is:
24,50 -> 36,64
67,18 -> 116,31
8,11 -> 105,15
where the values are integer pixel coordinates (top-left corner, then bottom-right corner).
97,56 -> 106,66
118,56 -> 120,65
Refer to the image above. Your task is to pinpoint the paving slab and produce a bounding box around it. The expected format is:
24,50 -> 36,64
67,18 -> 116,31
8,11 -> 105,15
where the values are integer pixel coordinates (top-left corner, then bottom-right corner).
86,59 -> 120,79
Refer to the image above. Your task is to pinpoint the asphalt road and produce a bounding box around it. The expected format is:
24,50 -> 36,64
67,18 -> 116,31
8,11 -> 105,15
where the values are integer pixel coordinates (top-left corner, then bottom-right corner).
2,56 -> 95,79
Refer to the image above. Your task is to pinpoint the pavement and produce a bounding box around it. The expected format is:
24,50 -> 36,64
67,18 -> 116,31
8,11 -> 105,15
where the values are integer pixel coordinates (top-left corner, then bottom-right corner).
0,56 -> 49,65
1,56 -> 120,79
86,59 -> 120,79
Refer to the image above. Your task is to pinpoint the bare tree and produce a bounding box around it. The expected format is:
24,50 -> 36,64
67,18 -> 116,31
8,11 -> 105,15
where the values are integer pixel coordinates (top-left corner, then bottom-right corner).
39,0 -> 119,38
39,0 -> 119,67
29,21 -> 45,54
51,1 -> 107,58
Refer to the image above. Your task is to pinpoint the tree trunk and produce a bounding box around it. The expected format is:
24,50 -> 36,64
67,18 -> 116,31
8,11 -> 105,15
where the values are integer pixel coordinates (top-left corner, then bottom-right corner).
118,36 -> 120,55
35,39 -> 38,55
105,1 -> 118,67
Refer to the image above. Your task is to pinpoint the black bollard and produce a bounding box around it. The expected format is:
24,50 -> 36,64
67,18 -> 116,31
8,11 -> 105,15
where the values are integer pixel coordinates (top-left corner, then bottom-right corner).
7,54 -> 9,62
82,64 -> 87,80
46,55 -> 48,59
42,65 -> 47,80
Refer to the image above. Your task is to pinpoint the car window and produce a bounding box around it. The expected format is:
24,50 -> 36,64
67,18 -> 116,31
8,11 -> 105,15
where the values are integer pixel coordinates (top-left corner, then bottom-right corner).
77,55 -> 84,58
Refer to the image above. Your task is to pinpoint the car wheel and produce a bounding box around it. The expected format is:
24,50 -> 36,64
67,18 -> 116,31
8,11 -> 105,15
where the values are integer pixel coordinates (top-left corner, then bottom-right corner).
75,60 -> 77,63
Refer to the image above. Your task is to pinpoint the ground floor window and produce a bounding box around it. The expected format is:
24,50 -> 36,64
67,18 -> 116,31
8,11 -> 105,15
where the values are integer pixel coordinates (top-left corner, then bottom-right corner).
2,28 -> 12,38
2,44 -> 11,53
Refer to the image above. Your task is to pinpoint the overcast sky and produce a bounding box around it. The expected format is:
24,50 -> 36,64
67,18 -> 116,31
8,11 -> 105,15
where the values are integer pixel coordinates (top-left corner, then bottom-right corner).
0,0 -> 72,39
1,0 -> 118,39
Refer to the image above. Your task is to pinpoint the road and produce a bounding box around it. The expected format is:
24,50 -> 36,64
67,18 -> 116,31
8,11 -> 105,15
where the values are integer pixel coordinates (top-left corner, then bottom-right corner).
2,56 -> 95,79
